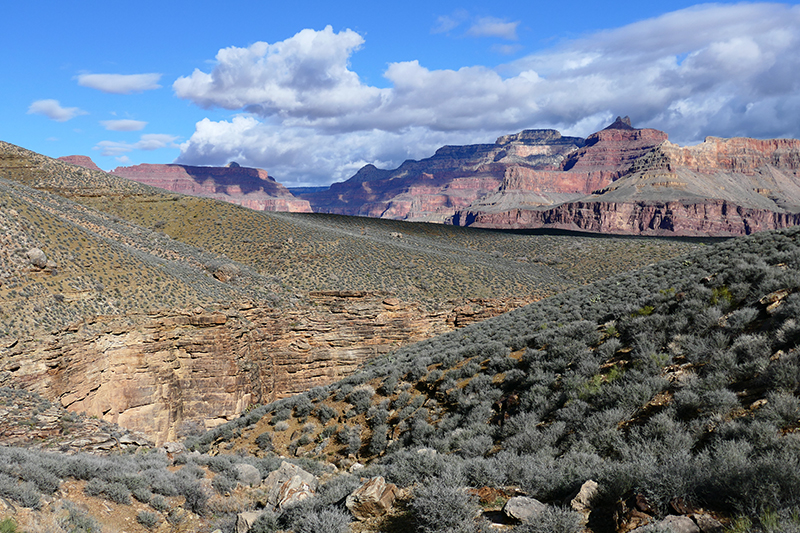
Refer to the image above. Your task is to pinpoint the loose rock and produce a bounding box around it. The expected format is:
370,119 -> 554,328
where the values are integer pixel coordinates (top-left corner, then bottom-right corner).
345,476 -> 398,521
503,496 -> 547,522
235,463 -> 261,487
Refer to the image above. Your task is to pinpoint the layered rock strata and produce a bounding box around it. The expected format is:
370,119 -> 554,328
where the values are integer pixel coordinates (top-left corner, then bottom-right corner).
454,134 -> 800,235
1,292 -> 534,445
300,116 -> 800,235
299,130 -> 585,222
57,157 -> 313,213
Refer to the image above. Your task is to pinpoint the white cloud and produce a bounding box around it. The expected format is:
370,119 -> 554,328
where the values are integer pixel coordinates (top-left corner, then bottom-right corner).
100,119 -> 148,131
95,134 -> 178,156
175,4 -> 800,186
27,99 -> 87,122
431,10 -> 469,34
465,17 -> 519,40
77,73 -> 162,94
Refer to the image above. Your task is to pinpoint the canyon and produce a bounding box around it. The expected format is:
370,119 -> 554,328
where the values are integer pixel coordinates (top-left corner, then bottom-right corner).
2,290 -> 530,445
298,117 -> 800,236
61,117 -> 800,236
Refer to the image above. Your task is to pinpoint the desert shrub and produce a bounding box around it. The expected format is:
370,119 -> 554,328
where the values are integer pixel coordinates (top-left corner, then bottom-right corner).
294,396 -> 314,418
255,431 -> 274,451
335,384 -> 353,401
60,501 -> 102,532
379,373 -> 399,395
104,481 -> 132,504
294,507 -> 351,533
272,407 -> 292,423
274,421 -> 289,432
411,474 -> 484,533
394,391 -> 412,410
250,511 -> 280,533
137,510 -> 160,530
368,424 -> 388,455
758,391 -> 800,428
181,480 -> 209,515
314,404 -> 337,424
511,506 -> 583,533
212,474 -> 237,495
347,385 -> 375,414
150,494 -> 169,512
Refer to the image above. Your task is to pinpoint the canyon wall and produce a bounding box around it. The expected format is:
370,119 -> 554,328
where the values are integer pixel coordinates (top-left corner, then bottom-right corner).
1,292 -> 533,445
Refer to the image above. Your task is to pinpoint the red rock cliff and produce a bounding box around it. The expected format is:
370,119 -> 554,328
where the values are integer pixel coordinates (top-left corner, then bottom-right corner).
110,163 -> 312,213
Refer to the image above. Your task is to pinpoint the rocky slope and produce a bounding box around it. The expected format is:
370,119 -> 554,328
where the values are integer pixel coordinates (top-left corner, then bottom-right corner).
300,117 -> 800,235
60,156 -> 312,213
3,140 -> 701,445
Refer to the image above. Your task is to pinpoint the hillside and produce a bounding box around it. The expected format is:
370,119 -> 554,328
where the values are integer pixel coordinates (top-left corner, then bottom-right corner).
0,224 -> 797,533
0,140 -> 701,444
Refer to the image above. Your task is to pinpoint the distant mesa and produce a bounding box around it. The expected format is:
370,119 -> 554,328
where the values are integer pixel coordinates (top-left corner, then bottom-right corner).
57,155 -> 102,172
296,116 -> 800,236
58,155 -> 311,213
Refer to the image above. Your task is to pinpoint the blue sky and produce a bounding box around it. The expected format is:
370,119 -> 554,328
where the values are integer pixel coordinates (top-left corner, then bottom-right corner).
2,1 -> 800,186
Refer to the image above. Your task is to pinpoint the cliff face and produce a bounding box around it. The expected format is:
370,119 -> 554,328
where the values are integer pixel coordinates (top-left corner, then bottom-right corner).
108,163 -> 312,213
453,199 -> 800,236
299,117 -> 800,236
300,130 -> 586,222
57,155 -> 102,172
450,121 -> 800,235
2,292 -> 534,445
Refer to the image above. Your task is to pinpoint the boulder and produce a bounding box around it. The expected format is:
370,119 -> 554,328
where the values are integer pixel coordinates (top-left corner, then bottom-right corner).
235,511 -> 263,533
26,248 -> 48,269
235,463 -> 261,487
631,515 -> 700,533
262,461 -> 318,507
569,479 -> 598,515
277,475 -> 315,509
693,514 -> 724,533
502,496 -> 547,522
345,476 -> 399,521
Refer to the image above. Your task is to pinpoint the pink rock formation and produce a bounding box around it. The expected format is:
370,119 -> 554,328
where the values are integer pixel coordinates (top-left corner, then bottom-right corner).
303,116 -> 800,235
299,130 -> 585,222
57,155 -> 102,171
111,163 -> 312,213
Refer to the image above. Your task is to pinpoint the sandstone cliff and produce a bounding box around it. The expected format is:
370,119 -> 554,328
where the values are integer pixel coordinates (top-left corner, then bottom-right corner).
299,130 -> 585,222
453,133 -> 800,235
1,292 -> 533,445
57,155 -> 102,172
107,162 -> 312,213
300,116 -> 800,236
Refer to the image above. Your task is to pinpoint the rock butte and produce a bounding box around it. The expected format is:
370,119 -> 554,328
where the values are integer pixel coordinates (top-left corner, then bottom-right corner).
298,117 -> 800,236
58,157 -> 312,213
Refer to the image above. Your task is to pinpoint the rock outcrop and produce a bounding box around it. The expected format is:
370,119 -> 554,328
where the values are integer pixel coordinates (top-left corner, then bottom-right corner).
453,133 -> 800,235
0,292 -> 529,445
108,163 -> 312,213
57,155 -> 102,171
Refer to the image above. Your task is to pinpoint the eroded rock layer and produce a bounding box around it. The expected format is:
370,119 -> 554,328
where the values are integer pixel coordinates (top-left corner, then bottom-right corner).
1,293 -> 534,445
300,116 -> 800,235
106,162 -> 312,212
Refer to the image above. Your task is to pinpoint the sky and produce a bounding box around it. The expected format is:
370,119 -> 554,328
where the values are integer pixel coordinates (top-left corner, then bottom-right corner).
2,1 -> 800,187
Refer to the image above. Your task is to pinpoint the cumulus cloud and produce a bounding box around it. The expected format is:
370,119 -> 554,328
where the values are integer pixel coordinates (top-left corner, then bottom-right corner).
175,4 -> 800,186
95,133 -> 178,156
27,99 -> 87,122
465,17 -> 519,40
100,119 -> 147,131
77,73 -> 162,94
